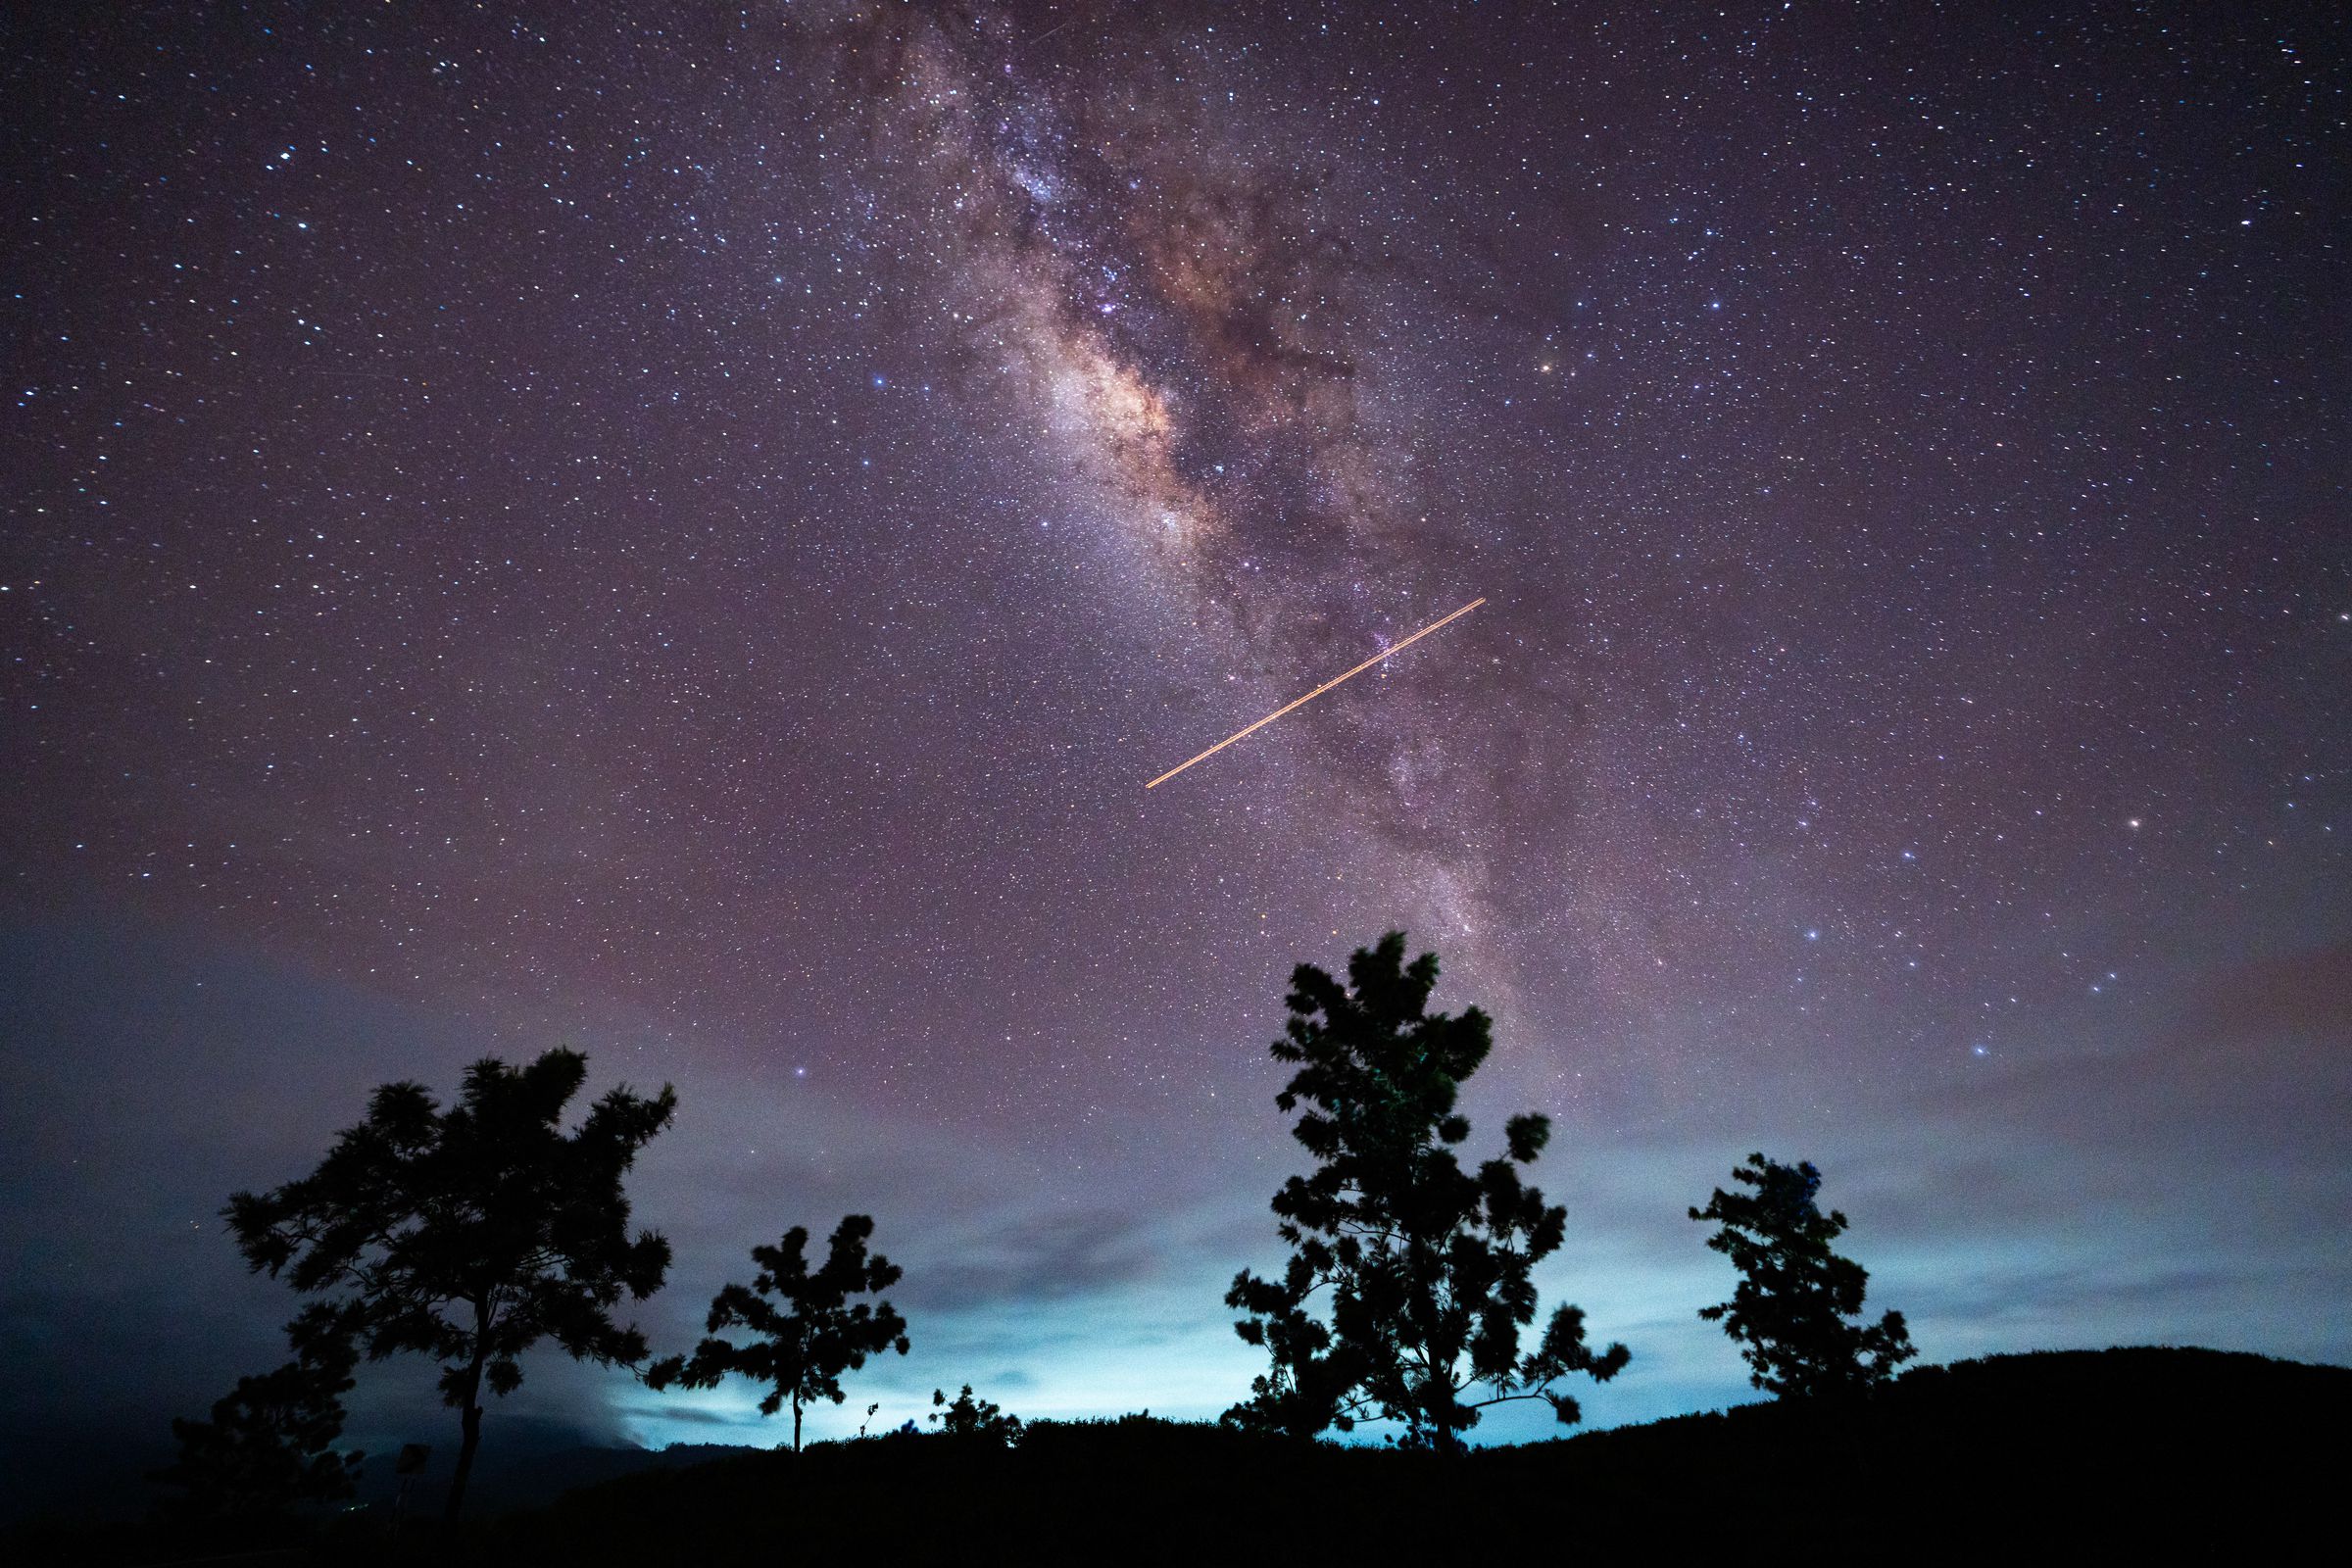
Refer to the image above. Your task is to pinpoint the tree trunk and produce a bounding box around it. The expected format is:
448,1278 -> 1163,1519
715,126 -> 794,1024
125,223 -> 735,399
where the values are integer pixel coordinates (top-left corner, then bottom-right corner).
445,1397 -> 485,1522
443,1347 -> 488,1524
1404,1229 -> 1448,1451
792,1391 -> 803,1453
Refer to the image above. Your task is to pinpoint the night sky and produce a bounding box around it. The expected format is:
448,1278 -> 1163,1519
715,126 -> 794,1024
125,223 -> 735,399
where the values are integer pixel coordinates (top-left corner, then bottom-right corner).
4,2 -> 2347,1472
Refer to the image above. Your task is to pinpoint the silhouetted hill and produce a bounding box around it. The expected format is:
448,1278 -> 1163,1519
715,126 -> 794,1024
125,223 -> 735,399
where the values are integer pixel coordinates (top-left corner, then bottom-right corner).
12,1348 -> 2343,1562
1489,1346 -> 2344,1525
466,1348 -> 2345,1560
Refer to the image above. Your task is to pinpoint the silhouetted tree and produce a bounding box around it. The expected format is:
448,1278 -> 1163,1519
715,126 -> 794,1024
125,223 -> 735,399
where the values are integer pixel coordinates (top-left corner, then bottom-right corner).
1227,932 -> 1630,1450
929,1384 -> 1022,1444
226,1049 -> 676,1522
152,1302 -> 366,1519
647,1215 -> 909,1452
1690,1152 -> 1916,1397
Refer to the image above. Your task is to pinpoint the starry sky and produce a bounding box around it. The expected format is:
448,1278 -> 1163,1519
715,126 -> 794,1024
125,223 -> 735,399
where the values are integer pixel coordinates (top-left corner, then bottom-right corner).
4,1 -> 2347,1478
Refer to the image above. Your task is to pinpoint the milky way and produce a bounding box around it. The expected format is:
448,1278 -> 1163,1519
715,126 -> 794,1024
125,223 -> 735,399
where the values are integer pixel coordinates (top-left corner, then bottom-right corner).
3,2 -> 2346,1471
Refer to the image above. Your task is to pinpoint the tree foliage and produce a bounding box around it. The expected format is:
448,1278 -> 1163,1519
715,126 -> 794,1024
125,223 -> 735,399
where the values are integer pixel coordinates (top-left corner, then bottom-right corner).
1690,1152 -> 1917,1398
1227,932 -> 1629,1449
152,1302 -> 367,1520
1221,1250 -> 1363,1441
929,1384 -> 1022,1445
225,1048 -> 675,1519
648,1215 -> 909,1452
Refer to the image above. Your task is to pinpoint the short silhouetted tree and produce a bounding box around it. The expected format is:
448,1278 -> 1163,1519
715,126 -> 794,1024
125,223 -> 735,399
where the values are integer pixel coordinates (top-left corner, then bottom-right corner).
929,1384 -> 1022,1444
226,1049 -> 676,1522
1690,1152 -> 1916,1398
153,1302 -> 366,1520
1227,933 -> 1630,1450
647,1215 -> 909,1452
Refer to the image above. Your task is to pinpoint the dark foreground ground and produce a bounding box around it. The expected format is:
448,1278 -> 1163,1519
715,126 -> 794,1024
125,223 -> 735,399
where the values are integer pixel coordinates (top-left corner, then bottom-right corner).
14,1347 -> 2346,1564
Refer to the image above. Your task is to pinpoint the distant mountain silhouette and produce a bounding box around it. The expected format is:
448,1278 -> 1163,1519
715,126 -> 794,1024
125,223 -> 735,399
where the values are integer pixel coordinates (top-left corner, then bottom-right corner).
0,1419 -> 700,1530
347,1440 -> 741,1520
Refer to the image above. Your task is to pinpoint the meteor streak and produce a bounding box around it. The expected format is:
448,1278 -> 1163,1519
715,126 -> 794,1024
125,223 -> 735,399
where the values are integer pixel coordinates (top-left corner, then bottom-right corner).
1146,597 -> 1487,789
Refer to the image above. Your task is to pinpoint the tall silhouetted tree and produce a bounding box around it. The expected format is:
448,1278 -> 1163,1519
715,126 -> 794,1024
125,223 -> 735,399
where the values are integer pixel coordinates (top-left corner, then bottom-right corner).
226,1049 -> 676,1522
152,1302 -> 366,1520
647,1215 -> 909,1452
1690,1152 -> 1916,1397
1227,932 -> 1630,1450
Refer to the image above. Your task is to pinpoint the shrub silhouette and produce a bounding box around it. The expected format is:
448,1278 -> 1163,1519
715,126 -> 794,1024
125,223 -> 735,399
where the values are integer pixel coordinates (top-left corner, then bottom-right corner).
152,1301 -> 366,1519
1690,1152 -> 1916,1397
929,1384 -> 1022,1444
225,1048 -> 675,1521
1227,932 -> 1630,1449
648,1215 -> 909,1453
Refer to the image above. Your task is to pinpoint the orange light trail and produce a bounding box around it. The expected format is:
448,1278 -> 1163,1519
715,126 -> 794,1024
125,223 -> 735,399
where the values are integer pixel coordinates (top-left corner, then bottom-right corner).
1146,597 -> 1487,790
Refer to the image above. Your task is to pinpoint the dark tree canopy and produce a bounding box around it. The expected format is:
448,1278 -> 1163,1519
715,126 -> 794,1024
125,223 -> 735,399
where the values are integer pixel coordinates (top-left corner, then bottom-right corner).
1227,932 -> 1629,1450
1690,1152 -> 1917,1398
225,1048 -> 675,1520
152,1302 -> 366,1520
648,1214 -> 909,1452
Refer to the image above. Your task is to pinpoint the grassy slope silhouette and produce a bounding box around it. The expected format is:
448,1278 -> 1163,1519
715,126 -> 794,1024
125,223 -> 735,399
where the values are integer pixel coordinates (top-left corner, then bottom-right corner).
472,1347 -> 2343,1558
9,1345 -> 2344,1560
